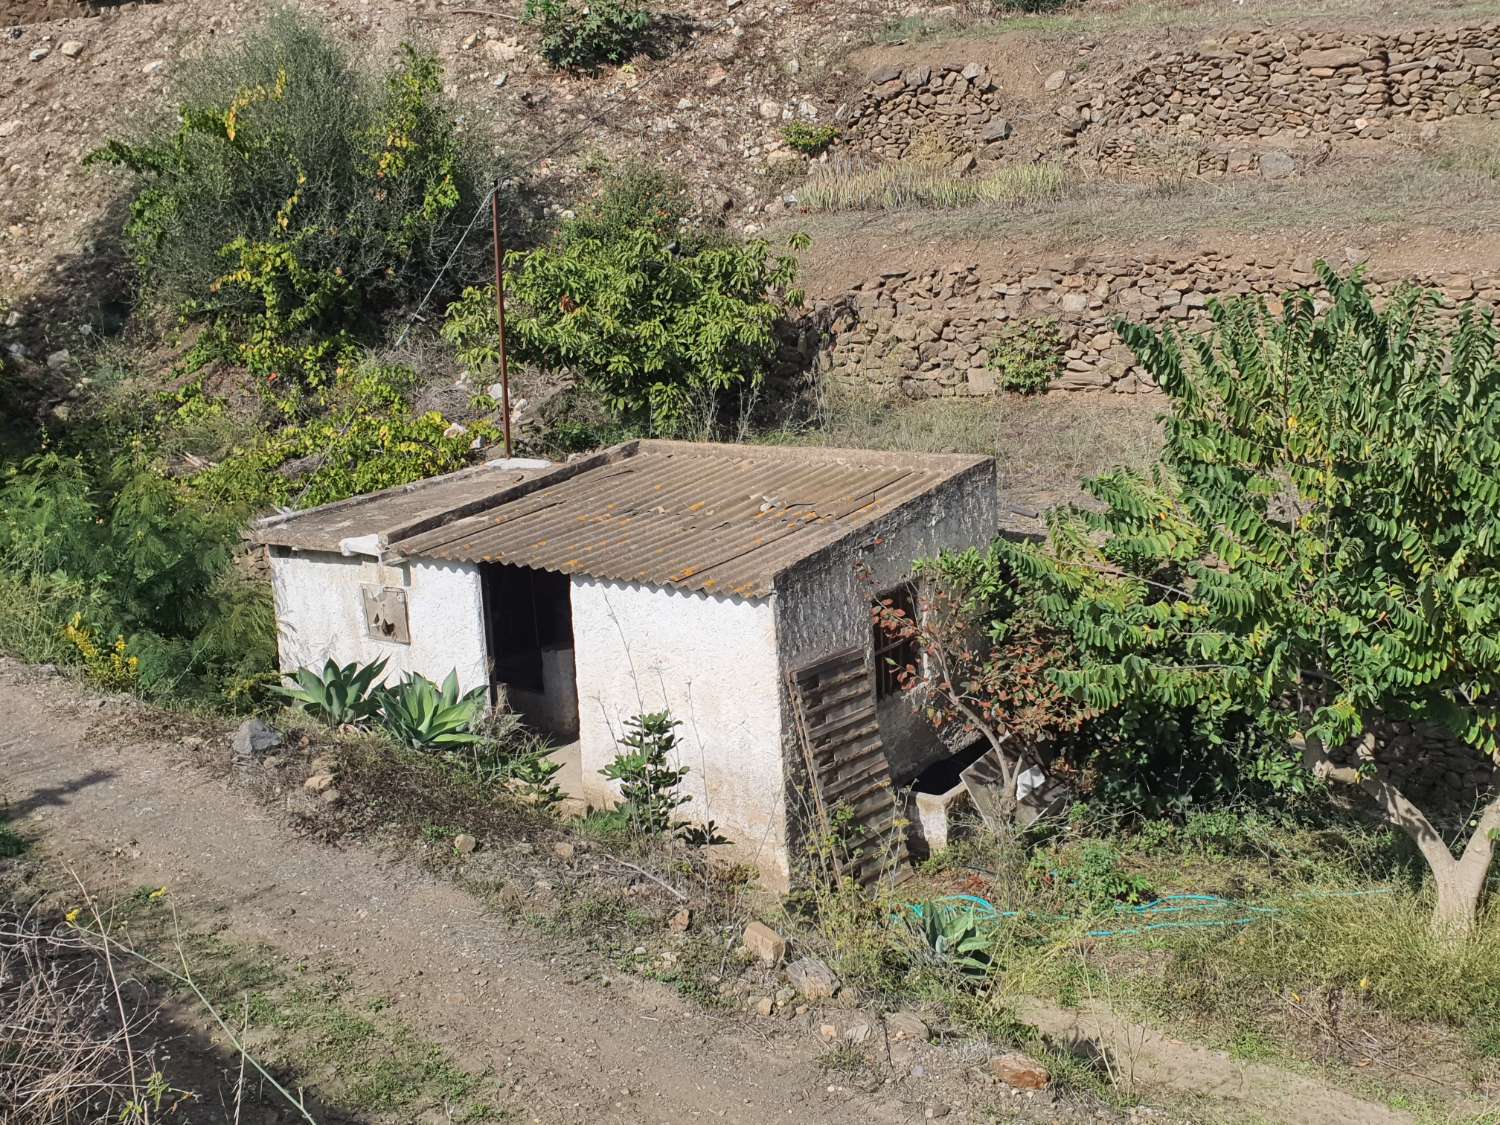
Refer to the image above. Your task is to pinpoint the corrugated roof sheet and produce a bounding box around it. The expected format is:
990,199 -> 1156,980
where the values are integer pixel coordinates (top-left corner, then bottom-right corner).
255,440 -> 994,598
252,459 -> 563,553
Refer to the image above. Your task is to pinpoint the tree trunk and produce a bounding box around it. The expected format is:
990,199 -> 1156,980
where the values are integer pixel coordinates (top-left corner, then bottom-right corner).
1298,732 -> 1500,939
1432,864 -> 1488,938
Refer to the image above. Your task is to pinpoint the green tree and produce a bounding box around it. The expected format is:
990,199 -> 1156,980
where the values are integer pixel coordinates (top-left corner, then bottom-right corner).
997,265 -> 1500,936
603,711 -> 690,835
444,171 -> 805,434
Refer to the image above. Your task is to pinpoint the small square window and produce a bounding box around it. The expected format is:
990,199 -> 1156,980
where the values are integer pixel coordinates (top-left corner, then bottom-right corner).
871,583 -> 919,701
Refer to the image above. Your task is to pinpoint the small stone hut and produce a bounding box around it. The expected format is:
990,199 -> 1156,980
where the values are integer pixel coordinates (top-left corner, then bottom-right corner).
252,440 -> 998,887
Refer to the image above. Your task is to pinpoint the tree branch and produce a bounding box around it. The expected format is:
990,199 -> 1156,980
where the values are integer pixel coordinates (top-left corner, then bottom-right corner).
925,639 -> 1020,794
1295,731 -> 1455,874
1454,791 -> 1500,886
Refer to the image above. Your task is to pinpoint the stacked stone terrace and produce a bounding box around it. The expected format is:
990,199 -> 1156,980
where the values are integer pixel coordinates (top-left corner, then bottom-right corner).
800,256 -> 1500,397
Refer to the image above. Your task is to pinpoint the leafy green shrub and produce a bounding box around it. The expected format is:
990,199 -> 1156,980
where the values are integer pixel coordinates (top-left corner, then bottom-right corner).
375,670 -> 488,750
62,614 -> 140,691
534,391 -> 644,457
447,160 -> 801,434
782,123 -> 839,156
602,711 -> 690,835
0,452 -> 275,706
191,361 -> 497,509
275,656 -> 389,726
1032,841 -> 1155,908
564,162 -> 700,246
986,318 -> 1063,393
86,10 -> 494,387
445,223 -> 804,434
523,0 -> 654,71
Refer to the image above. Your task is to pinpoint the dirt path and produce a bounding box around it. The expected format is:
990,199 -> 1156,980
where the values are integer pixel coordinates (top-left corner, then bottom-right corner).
1016,1000 -> 1413,1125
1,661 -> 1417,1125
0,664 -> 934,1125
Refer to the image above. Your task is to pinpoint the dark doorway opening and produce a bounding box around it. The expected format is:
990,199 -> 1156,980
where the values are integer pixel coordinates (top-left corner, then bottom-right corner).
480,564 -> 579,740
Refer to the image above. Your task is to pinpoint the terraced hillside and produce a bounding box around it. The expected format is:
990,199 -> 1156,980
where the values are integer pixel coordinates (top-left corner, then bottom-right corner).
5,0 -> 1500,496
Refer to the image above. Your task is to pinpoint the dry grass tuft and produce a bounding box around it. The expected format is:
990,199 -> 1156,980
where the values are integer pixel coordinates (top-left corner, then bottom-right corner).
0,907 -> 171,1124
798,157 -> 1073,213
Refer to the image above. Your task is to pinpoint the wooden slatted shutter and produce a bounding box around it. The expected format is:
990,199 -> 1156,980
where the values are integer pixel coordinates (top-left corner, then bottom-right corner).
789,647 -> 910,887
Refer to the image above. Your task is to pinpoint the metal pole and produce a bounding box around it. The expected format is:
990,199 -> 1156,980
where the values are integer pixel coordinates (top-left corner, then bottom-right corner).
490,182 -> 513,460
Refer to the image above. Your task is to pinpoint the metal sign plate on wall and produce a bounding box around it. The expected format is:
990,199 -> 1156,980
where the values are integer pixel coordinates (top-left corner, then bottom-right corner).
361,586 -> 410,644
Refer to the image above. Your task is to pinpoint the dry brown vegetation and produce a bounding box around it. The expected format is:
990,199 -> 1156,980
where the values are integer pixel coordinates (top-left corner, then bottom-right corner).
769,390 -> 1163,517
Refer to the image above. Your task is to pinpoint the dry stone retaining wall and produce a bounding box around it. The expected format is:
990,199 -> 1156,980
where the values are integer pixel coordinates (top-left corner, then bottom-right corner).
1366,721 -> 1499,825
1074,23 -> 1500,143
836,61 -> 1012,161
834,25 -> 1500,176
800,254 -> 1500,397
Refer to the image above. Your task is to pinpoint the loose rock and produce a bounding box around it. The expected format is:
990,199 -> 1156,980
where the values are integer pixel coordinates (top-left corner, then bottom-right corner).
885,1011 -> 930,1042
990,1052 -> 1051,1089
741,921 -> 786,965
233,718 -> 282,760
786,956 -> 840,1001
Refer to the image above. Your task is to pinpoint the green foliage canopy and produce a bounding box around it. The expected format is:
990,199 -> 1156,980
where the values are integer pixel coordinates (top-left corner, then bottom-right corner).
980,265 -> 1500,928
1000,266 -> 1500,758
444,166 -> 806,434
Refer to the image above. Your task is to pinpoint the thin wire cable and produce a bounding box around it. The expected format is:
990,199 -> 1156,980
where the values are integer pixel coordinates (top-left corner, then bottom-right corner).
390,60 -> 679,348
393,183 -> 497,348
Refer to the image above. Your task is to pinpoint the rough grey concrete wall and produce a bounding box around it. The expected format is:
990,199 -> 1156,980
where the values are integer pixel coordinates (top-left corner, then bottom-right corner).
772,460 -> 999,794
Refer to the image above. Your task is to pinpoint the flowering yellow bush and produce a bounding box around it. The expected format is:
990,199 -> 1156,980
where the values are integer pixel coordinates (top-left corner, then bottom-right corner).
63,614 -> 140,691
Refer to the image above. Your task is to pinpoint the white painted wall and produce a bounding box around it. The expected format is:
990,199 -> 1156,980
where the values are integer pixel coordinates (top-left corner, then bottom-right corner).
269,550 -> 489,694
569,578 -> 789,887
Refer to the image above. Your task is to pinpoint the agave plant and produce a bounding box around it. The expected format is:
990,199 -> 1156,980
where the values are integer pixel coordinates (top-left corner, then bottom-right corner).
375,669 -> 487,751
273,656 -> 389,727
907,900 -> 996,981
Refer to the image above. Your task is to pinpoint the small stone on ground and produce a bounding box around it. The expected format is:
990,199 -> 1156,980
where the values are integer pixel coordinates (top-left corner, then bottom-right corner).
742,920 -> 786,964
786,956 -> 840,1001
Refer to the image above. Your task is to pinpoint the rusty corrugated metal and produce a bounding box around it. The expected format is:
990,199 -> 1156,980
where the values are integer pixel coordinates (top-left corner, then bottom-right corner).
252,463 -> 547,552
391,441 -> 989,597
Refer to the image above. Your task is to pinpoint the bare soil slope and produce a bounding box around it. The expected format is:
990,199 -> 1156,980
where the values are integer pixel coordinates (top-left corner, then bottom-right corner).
1,659 -> 1427,1125
1,660 -> 938,1124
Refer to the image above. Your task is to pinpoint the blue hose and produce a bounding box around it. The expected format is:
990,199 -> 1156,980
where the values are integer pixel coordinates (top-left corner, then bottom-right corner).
904,888 -> 1390,940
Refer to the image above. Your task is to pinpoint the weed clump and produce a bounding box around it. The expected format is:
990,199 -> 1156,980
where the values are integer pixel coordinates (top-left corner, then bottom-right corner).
986,318 -> 1064,394
782,122 -> 839,156
87,9 -> 497,390
524,0 -> 655,72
